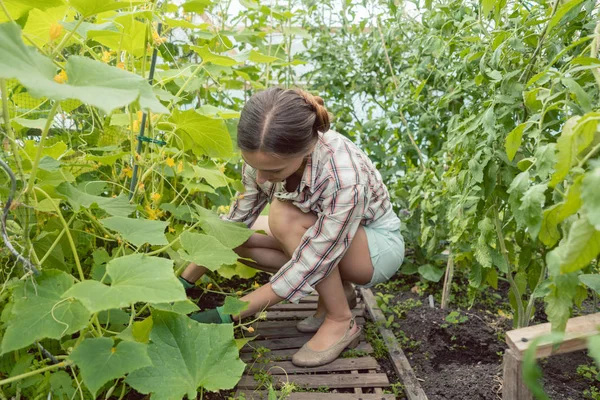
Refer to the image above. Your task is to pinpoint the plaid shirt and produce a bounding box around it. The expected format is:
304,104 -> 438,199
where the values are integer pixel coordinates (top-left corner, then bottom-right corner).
224,131 -> 399,303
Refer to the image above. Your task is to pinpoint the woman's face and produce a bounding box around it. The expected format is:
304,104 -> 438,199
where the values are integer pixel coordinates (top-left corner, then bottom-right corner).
242,151 -> 307,184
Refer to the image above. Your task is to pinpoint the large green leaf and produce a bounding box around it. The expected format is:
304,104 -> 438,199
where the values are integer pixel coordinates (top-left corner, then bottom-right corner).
170,109 -> 233,158
582,164 -> 600,229
1,270 -> 90,354
559,219 -> 600,274
0,22 -> 167,114
23,6 -> 68,48
194,205 -> 253,248
547,0 -> 584,32
179,232 -> 239,271
88,15 -> 146,56
56,182 -> 136,217
62,254 -> 186,313
67,0 -> 143,17
550,113 -> 599,187
100,217 -> 168,247
69,338 -> 152,397
125,311 -> 246,399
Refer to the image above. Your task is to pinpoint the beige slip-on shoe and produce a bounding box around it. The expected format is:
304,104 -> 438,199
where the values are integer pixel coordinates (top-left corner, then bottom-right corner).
296,290 -> 358,333
292,318 -> 361,367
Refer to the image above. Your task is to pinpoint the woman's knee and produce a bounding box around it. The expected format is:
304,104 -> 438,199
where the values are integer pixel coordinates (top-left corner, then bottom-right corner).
268,199 -> 315,241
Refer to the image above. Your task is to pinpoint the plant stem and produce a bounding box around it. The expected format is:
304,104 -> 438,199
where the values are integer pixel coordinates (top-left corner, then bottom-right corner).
374,17 -> 426,171
33,187 -> 85,281
493,207 -> 525,327
0,79 -> 25,180
591,19 -> 600,90
519,0 -> 561,83
0,361 -> 72,386
39,214 -> 76,265
524,255 -> 546,326
51,18 -> 84,59
25,101 -> 60,195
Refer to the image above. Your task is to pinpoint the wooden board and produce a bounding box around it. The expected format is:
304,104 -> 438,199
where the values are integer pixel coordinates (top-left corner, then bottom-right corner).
235,391 -> 396,399
266,308 -> 363,320
254,317 -> 365,330
268,300 -> 362,311
241,342 -> 373,362
360,288 -> 428,400
505,312 -> 600,359
502,349 -> 533,400
241,334 -> 365,353
248,357 -> 380,374
237,373 -> 390,389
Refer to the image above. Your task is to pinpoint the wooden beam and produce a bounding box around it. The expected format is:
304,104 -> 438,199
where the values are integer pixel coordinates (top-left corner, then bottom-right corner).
235,391 -> 395,399
248,357 -> 379,374
266,308 -> 363,320
505,312 -> 600,359
240,342 -> 373,362
360,288 -> 428,400
502,349 -> 533,400
237,372 -> 390,389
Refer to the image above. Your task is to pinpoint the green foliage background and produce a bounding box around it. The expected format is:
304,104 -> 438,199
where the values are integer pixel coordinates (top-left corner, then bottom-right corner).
0,0 -> 599,398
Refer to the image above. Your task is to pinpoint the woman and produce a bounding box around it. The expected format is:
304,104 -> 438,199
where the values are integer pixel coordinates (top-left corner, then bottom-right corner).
179,87 -> 405,367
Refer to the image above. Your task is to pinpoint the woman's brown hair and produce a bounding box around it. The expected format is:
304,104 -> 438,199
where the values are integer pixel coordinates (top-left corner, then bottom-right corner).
237,87 -> 331,156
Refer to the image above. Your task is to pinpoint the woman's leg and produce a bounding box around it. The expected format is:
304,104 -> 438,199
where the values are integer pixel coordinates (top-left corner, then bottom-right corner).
266,199 -> 374,350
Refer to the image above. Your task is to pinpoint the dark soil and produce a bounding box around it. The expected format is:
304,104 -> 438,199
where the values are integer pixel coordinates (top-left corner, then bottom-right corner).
373,273 -> 600,400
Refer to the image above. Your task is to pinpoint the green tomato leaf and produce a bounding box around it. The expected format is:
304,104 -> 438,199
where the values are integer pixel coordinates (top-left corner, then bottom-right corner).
1,270 -> 90,354
544,273 -> 578,332
100,217 -> 168,247
582,164 -> 600,229
193,205 -> 253,248
169,108 -> 233,159
587,335 -> 600,368
518,183 -> 547,239
559,219 -> 600,274
125,311 -> 246,399
56,183 -> 136,217
0,23 -> 167,114
505,123 -> 528,161
539,175 -> 583,247
550,113 -> 599,187
62,254 -> 187,313
418,264 -> 445,282
179,232 -> 239,271
579,274 -> 600,295
69,338 -> 152,397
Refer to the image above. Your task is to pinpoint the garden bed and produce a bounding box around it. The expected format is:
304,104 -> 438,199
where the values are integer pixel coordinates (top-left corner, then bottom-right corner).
372,273 -> 600,400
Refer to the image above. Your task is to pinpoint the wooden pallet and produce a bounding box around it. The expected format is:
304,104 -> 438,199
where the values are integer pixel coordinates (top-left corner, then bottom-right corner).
234,291 -> 396,400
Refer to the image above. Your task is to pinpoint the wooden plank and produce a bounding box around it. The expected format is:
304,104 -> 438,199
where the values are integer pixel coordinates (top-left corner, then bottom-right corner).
237,373 -> 390,389
248,357 -> 380,374
241,334 -> 365,353
254,317 -> 365,330
505,312 -> 600,359
371,370 -> 384,394
266,308 -> 363,320
502,349 -> 533,400
351,370 -> 362,395
241,342 -> 373,362
360,288 -> 428,400
235,391 -> 396,400
299,295 -> 319,303
268,299 -> 362,311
